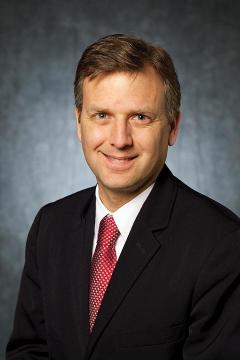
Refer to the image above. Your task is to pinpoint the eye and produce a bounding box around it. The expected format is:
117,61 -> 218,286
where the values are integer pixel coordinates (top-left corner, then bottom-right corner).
95,112 -> 107,119
133,113 -> 151,122
137,114 -> 146,120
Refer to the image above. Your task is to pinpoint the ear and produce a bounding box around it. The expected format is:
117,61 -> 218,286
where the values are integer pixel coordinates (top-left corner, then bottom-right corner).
168,112 -> 181,146
75,107 -> 82,142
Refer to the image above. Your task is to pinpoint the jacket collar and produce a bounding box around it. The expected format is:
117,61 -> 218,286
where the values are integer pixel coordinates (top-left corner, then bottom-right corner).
138,164 -> 177,231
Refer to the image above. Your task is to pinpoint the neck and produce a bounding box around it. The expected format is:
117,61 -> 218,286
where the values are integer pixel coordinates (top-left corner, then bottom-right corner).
98,184 -> 153,212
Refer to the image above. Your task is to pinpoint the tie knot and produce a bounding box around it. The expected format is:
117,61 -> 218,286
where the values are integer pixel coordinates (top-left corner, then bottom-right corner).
98,215 -> 120,248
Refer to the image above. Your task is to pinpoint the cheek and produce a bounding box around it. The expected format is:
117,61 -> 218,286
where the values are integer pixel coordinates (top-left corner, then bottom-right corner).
138,130 -> 167,155
81,124 -> 105,150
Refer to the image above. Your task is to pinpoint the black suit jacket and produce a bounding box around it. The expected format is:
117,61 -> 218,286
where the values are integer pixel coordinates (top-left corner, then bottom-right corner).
7,166 -> 240,359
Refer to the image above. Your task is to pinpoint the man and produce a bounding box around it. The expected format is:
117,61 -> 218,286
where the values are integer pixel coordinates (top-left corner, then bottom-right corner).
7,34 -> 240,359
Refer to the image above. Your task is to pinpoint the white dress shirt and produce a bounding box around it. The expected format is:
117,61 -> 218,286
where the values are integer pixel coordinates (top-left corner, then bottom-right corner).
92,183 -> 154,259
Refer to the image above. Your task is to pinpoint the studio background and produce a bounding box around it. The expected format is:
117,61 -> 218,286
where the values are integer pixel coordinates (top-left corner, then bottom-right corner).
0,0 -> 239,357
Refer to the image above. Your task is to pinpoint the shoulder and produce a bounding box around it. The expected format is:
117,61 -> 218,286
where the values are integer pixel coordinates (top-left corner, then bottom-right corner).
169,175 -> 240,265
25,186 -> 96,254
35,186 -> 96,227
168,175 -> 240,279
174,176 -> 240,231
44,185 -> 96,211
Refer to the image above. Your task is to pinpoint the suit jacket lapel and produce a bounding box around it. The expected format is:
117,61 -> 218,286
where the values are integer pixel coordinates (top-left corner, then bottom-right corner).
86,165 -> 178,357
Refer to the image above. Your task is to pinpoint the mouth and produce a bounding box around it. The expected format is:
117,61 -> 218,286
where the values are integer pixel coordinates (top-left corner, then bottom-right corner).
101,152 -> 138,170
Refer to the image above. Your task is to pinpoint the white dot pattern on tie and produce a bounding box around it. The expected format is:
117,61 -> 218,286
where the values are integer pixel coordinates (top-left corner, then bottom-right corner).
89,214 -> 120,332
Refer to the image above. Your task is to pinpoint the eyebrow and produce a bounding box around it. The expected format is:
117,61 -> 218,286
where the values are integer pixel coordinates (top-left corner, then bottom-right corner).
88,106 -> 110,113
130,108 -> 156,115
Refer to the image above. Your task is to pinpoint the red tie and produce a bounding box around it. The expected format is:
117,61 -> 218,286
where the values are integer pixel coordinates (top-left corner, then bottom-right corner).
89,215 -> 120,332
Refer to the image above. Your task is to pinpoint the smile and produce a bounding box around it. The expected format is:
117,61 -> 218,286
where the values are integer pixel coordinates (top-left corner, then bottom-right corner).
101,153 -> 138,170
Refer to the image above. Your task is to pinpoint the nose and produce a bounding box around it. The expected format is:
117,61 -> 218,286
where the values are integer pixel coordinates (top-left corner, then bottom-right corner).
109,118 -> 133,149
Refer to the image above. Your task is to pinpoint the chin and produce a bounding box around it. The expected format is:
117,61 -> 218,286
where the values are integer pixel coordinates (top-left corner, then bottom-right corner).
103,182 -> 135,193
99,178 -> 150,195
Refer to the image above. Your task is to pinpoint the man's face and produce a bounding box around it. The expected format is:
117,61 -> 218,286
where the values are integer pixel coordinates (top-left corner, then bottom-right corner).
76,66 -> 180,204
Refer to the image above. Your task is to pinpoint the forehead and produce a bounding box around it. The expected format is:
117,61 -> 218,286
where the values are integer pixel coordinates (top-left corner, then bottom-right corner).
82,66 -> 166,110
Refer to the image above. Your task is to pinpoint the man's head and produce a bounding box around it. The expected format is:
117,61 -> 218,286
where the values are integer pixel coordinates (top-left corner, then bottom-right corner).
74,34 -> 181,126
74,34 -> 181,210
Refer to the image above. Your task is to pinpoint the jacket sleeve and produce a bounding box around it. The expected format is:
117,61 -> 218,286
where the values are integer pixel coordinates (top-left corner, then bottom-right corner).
183,228 -> 240,360
6,208 -> 49,359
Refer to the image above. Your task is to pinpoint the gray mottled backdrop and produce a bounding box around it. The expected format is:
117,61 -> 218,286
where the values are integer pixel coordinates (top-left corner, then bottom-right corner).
0,0 -> 239,356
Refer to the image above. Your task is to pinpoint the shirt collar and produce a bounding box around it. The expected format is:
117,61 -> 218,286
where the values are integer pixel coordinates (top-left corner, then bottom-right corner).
95,183 -> 154,241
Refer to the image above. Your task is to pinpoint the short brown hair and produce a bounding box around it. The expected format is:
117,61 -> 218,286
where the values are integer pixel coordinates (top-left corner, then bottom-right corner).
74,34 -> 181,124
